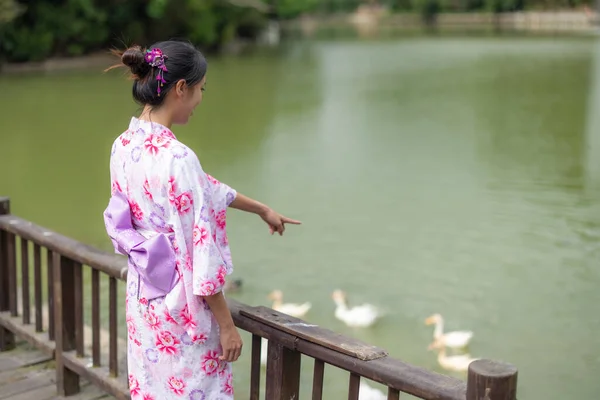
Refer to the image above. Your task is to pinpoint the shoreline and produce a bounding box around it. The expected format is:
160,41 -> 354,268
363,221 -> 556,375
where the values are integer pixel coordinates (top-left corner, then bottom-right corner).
2,10 -> 598,75
0,51 -> 116,75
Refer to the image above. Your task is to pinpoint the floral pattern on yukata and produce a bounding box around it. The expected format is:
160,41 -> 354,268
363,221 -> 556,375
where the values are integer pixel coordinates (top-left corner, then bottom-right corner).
110,117 -> 237,399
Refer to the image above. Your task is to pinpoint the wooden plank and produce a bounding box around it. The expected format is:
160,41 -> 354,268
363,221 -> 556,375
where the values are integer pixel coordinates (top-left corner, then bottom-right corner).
240,306 -> 388,361
108,277 -> 117,377
53,381 -> 120,400
1,199 -> 16,351
0,311 -> 55,357
0,369 -> 54,399
91,269 -> 100,367
265,341 -> 301,400
5,383 -> 56,400
7,232 -> 16,317
20,239 -> 30,326
62,351 -> 130,400
311,359 -> 325,400
0,344 -> 116,400
466,359 -> 518,400
53,253 -> 80,396
46,248 -> 54,342
348,373 -> 360,400
387,387 -> 401,400
249,334 -> 261,400
0,347 -> 51,373
33,244 -> 42,333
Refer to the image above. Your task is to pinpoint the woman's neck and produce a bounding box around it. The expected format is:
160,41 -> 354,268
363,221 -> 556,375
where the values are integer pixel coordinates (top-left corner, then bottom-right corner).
139,105 -> 172,129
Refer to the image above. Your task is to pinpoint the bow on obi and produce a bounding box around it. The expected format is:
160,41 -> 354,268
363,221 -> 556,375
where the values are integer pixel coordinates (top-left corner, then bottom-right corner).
103,191 -> 177,300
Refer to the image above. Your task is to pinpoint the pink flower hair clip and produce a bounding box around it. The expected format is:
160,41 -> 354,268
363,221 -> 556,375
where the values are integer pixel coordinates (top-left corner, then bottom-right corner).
145,48 -> 168,96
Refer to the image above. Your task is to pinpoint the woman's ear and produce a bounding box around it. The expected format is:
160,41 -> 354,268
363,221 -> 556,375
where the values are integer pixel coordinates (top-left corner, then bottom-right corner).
175,79 -> 187,97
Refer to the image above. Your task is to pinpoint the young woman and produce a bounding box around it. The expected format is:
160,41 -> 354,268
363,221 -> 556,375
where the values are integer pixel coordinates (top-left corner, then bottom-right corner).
103,40 -> 300,399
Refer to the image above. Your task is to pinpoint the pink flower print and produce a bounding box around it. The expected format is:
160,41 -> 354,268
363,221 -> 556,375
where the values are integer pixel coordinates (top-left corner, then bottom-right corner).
184,254 -> 192,271
120,130 -> 133,146
206,174 -> 220,185
143,310 -> 161,331
143,179 -> 153,200
139,297 -> 148,306
167,376 -> 186,396
155,331 -> 180,355
215,210 -> 227,230
129,375 -> 140,396
167,177 -> 177,203
111,180 -> 122,195
220,234 -> 229,247
175,192 -> 193,214
193,225 -> 209,247
217,265 -> 227,286
198,279 -> 218,296
142,394 -> 155,400
179,305 -> 197,330
129,200 -> 143,221
164,309 -> 177,324
191,333 -> 208,344
160,129 -> 175,140
144,134 -> 169,155
170,236 -> 180,255
126,316 -> 137,341
201,350 -> 220,376
222,372 -> 234,395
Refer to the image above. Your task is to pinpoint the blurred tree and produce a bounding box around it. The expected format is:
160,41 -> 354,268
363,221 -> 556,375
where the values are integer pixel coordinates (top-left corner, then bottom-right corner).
276,0 -> 320,18
0,0 -> 595,63
0,0 -> 23,24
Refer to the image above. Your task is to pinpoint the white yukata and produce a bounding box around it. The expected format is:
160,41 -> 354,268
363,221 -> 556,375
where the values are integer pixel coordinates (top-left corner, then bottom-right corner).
108,117 -> 237,400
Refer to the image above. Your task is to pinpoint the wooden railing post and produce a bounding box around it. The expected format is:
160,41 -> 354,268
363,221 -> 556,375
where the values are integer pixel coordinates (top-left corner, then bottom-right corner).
0,197 -> 15,351
53,252 -> 80,396
265,341 -> 301,400
467,359 -> 518,400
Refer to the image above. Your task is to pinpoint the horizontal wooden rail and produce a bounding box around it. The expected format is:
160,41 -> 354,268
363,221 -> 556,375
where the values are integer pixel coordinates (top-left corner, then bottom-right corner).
0,196 -> 518,400
228,300 -> 468,400
0,214 -> 127,280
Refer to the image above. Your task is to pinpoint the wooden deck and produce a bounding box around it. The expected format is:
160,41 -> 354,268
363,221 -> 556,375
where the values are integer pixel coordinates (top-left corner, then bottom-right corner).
0,342 -> 115,400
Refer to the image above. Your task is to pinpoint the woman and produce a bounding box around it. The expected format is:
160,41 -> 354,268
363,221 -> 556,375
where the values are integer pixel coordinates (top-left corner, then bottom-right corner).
103,40 -> 300,399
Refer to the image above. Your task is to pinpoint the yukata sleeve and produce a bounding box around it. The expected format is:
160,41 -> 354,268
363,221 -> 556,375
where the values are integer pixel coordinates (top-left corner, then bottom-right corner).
169,158 -> 231,297
206,173 -> 237,210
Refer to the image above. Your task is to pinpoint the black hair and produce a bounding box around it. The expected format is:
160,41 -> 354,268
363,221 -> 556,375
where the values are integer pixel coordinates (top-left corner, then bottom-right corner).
108,40 -> 208,108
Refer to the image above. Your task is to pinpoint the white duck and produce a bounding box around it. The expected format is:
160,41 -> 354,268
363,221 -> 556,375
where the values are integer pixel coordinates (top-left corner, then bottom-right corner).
359,380 -> 387,400
331,289 -> 380,328
425,313 -> 473,350
435,346 -> 479,372
268,290 -> 312,318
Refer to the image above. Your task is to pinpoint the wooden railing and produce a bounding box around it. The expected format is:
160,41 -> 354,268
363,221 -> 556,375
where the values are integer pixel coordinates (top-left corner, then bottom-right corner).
0,196 -> 519,400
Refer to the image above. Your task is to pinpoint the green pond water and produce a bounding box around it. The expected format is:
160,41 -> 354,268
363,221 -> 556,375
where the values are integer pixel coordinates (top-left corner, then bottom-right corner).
1,35 -> 599,399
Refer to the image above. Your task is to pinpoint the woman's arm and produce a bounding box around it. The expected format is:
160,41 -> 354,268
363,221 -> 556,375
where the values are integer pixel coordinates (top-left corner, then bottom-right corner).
228,193 -> 269,216
202,292 -> 243,361
229,193 -> 302,235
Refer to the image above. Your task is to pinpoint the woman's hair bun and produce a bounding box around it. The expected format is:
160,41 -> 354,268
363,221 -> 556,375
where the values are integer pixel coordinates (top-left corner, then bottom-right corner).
121,46 -> 151,79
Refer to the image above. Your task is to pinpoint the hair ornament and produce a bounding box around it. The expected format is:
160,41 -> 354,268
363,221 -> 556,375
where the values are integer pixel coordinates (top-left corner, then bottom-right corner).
144,48 -> 168,96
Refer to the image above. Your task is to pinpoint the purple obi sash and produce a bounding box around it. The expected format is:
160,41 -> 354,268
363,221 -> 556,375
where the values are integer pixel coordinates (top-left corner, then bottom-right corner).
103,191 -> 178,300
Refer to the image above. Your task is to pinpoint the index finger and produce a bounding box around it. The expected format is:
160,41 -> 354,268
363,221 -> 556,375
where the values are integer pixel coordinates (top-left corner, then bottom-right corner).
282,217 -> 302,225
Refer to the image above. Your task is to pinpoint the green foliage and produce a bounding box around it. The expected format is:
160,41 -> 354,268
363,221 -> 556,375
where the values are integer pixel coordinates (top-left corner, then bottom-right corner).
277,0 -> 320,18
0,0 -> 23,24
0,0 -> 596,63
0,0 -> 269,62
